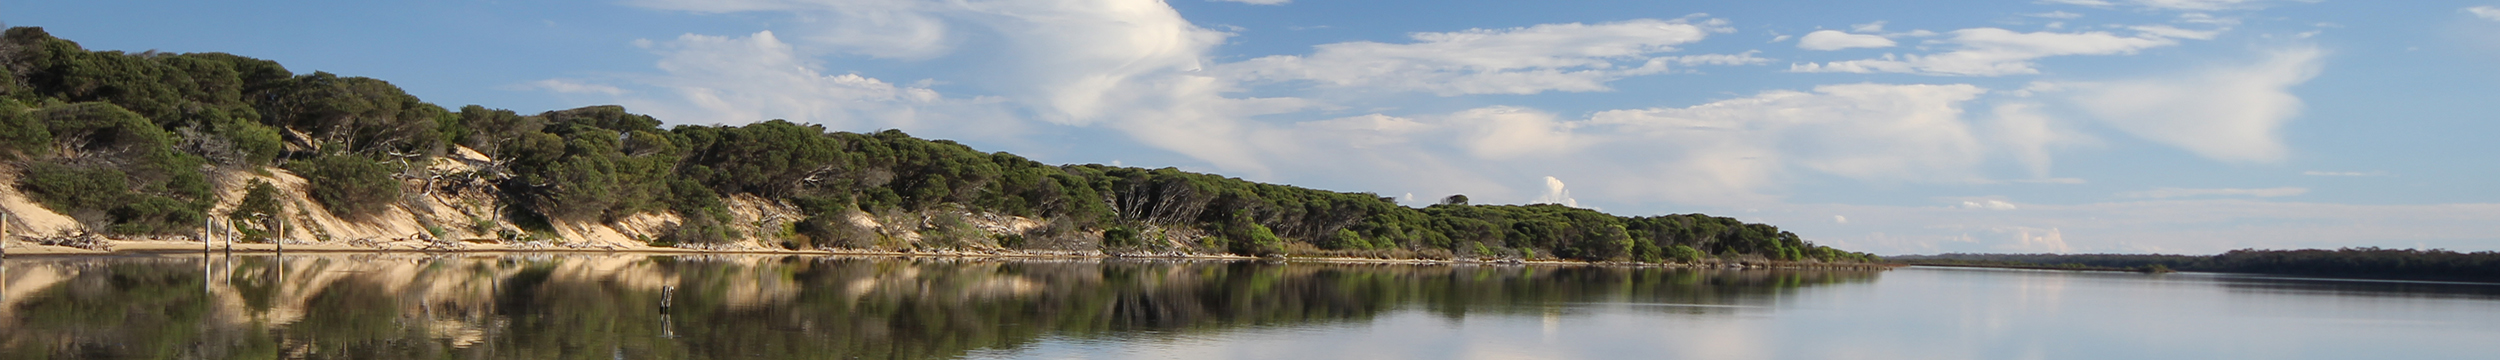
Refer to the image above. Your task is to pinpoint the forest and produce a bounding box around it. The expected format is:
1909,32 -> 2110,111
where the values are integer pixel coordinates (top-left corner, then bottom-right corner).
0,26 -> 1877,264
1891,248 -> 2500,282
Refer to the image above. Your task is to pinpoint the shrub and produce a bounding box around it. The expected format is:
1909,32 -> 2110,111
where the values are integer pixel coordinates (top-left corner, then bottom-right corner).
285,152 -> 399,218
1667,244 -> 1706,263
1103,226 -> 1141,248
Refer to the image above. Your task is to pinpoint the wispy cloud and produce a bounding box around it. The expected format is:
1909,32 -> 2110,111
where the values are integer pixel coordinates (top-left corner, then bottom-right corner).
2120,187 -> 2307,198
2469,6 -> 2500,21
1796,30 -> 1896,51
2303,170 -> 2387,177
1790,28 -> 2190,76
1220,18 -> 1730,96
2028,11 -> 2085,19
2042,0 -> 2281,11
2067,46 -> 2319,163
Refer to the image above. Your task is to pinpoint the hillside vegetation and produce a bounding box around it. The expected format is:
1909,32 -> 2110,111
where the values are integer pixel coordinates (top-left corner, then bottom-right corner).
0,27 -> 1875,263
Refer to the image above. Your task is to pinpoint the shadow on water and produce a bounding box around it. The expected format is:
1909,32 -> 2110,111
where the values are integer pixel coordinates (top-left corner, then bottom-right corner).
0,254 -> 1878,359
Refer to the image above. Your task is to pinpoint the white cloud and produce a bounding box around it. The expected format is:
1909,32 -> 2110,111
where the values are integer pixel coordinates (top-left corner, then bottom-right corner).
2069,46 -> 2320,163
2177,12 -> 2241,25
1219,18 -> 1728,96
1983,102 -> 2092,178
2129,25 -> 2219,40
1581,83 -> 1993,204
2120,187 -> 2308,198
1961,200 -> 2020,210
607,31 -> 982,131
1796,30 -> 1897,51
1834,215 -> 1849,224
1665,51 -> 1774,66
2029,11 -> 2085,19
1851,21 -> 1888,33
1791,28 -> 2182,76
626,0 -> 956,59
1535,176 -> 1581,208
1227,82 -> 2013,207
2469,6 -> 2500,21
1212,0 -> 1290,5
1449,107 -> 1580,160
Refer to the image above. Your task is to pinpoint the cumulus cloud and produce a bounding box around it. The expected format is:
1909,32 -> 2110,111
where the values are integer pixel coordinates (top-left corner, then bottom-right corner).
2069,46 -> 2320,163
1796,30 -> 1896,51
602,31 -> 993,132
2470,6 -> 2500,21
2120,187 -> 2308,198
597,0 -> 1319,174
574,1 -> 2097,212
1534,176 -> 1581,208
1219,18 -> 1730,95
1792,28 -> 2187,76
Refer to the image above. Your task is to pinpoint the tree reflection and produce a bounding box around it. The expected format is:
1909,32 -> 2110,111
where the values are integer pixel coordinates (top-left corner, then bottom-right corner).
0,255 -> 1878,359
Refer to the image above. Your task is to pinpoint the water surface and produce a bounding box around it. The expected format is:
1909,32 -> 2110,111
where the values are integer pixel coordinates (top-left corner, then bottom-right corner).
2,254 -> 2493,359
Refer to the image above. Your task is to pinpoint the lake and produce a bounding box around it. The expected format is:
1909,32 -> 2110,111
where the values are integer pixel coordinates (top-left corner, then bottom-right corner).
2,254 -> 2495,359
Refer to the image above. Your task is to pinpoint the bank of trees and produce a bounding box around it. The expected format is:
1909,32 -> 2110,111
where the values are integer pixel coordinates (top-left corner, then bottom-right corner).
0,26 -> 1875,263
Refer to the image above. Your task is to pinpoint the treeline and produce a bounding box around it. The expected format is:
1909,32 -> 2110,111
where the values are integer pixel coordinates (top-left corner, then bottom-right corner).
0,27 -> 1876,263
1891,248 -> 2500,282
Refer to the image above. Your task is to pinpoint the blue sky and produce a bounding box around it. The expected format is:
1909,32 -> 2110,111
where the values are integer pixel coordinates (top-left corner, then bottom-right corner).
7,0 -> 2499,254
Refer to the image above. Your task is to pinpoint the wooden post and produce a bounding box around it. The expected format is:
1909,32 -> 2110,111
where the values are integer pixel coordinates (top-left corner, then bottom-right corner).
223,218 -> 235,253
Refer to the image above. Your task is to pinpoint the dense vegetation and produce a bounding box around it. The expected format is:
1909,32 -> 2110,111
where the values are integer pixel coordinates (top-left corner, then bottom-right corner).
0,26 -> 1875,263
1892,248 -> 2500,282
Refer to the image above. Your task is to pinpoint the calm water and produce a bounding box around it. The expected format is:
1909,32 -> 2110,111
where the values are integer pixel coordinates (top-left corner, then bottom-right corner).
2,254 -> 2496,359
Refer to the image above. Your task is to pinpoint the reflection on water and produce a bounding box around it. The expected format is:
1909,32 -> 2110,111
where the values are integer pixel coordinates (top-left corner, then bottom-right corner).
0,254 -> 1875,359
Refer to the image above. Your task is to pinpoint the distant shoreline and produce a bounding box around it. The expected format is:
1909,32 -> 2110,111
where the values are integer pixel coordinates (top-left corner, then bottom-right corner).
1901,262 -> 2161,273
1888,250 -> 2500,283
0,240 -> 1901,270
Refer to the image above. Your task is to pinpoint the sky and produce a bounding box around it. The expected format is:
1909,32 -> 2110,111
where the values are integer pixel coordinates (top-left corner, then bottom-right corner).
5,0 -> 2498,255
